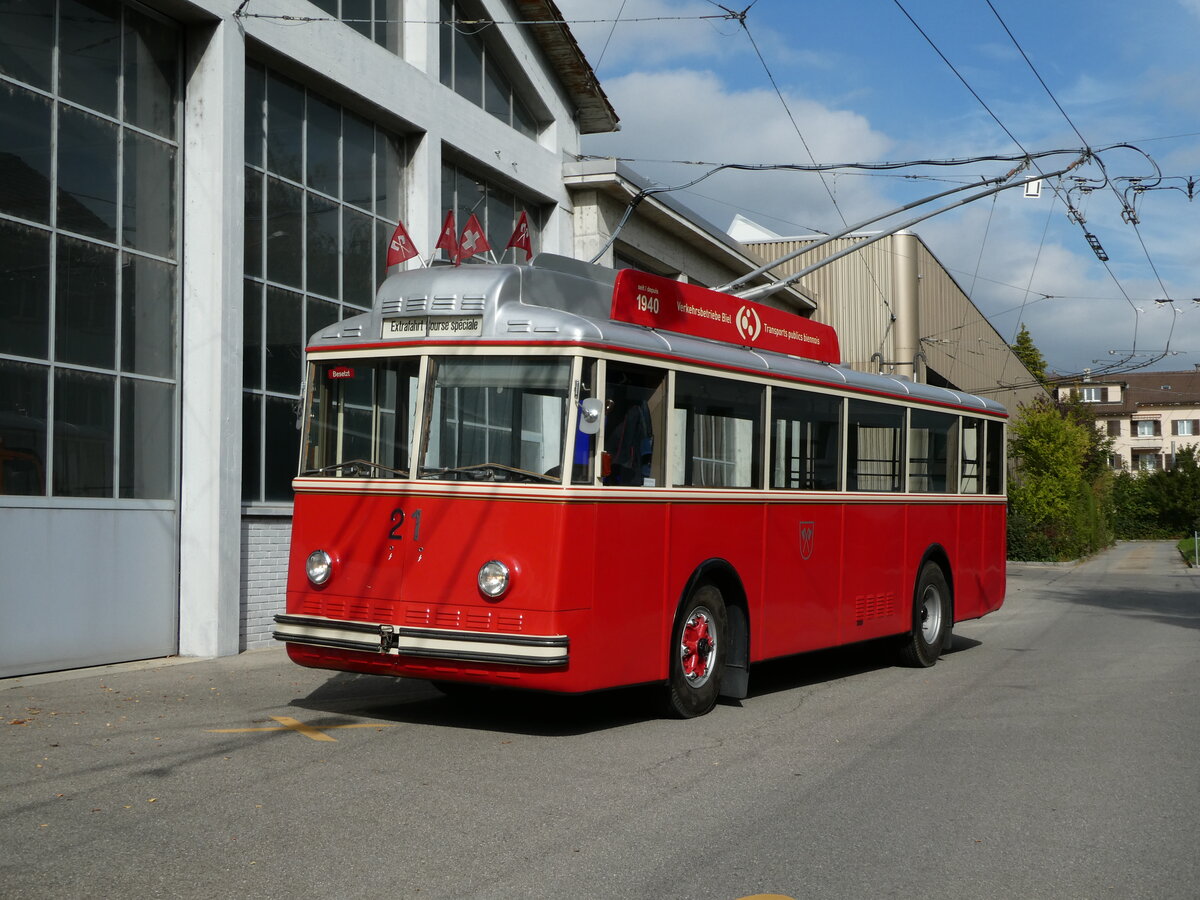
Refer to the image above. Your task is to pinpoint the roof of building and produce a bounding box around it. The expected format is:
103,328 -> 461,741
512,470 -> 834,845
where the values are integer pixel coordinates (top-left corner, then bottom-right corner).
563,159 -> 819,313
514,0 -> 619,134
1061,369 -> 1200,414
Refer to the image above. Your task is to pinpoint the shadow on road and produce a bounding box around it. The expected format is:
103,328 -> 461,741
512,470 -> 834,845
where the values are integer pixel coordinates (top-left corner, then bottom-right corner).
1043,582 -> 1200,631
288,633 -> 987,733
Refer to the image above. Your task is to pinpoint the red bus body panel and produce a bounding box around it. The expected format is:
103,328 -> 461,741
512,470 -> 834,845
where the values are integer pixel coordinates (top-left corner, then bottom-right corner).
284,485 -> 1006,692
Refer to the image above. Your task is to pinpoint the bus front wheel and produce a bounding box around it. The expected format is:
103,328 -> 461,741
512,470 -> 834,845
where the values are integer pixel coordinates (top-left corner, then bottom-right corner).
665,584 -> 727,718
898,561 -> 951,668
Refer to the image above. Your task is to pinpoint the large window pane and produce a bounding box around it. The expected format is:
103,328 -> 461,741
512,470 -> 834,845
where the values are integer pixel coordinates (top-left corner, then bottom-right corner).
0,359 -> 48,495
0,83 -> 52,224
306,94 -> 340,197
265,73 -> 303,183
57,106 -> 119,241
375,131 -> 402,222
439,0 -> 453,85
123,6 -> 178,138
453,19 -> 483,106
484,64 -> 509,123
264,396 -> 299,501
0,219 -> 50,358
306,296 -> 338,344
244,64 -> 405,503
243,280 -> 262,390
119,377 -> 173,498
244,168 -> 263,278
59,0 -> 120,117
342,111 -> 374,209
343,0 -> 371,40
0,0 -> 54,89
266,177 -> 302,288
54,368 -> 114,497
486,187 -> 515,253
56,236 -> 116,368
343,208 -> 374,306
120,253 -> 175,377
265,286 -> 302,393
242,392 -> 261,501
244,64 -> 265,168
123,131 -> 176,257
306,193 -> 339,299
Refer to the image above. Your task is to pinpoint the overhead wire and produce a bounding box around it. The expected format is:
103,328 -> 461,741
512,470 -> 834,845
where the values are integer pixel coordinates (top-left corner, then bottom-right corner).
984,0 -> 1184,373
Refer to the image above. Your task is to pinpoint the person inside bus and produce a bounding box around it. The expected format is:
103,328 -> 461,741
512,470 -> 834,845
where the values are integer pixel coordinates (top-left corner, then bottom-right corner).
604,396 -> 652,486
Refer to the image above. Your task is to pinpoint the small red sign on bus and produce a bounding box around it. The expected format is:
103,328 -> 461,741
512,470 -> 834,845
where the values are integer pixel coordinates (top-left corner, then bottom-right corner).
610,269 -> 840,364
327,366 -> 356,380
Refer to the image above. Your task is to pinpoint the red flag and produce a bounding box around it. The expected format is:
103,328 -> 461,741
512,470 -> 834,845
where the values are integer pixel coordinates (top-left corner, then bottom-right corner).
385,220 -> 418,267
505,210 -> 532,261
458,213 -> 492,263
435,210 -> 459,265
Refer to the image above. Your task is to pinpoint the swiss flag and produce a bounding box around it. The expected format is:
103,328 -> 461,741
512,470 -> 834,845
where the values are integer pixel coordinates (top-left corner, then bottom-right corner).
435,210 -> 459,265
505,210 -> 532,261
385,220 -> 418,267
458,213 -> 492,263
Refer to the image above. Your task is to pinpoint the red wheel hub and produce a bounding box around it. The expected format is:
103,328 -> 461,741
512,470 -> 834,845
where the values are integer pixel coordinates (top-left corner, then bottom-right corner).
681,613 -> 713,681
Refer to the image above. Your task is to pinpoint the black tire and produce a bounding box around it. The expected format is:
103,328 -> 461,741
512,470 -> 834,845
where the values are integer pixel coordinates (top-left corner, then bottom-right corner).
898,561 -> 951,668
664,584 -> 727,718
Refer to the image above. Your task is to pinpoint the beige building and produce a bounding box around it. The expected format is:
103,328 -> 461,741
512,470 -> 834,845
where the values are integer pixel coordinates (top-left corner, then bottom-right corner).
1055,369 -> 1200,471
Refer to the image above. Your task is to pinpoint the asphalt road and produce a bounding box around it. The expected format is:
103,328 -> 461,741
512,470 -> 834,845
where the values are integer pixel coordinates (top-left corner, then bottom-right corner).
3,541 -> 1197,899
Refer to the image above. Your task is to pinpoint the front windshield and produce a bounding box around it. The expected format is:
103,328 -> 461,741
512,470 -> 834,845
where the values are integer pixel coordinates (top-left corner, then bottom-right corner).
419,356 -> 572,483
301,357 -> 420,477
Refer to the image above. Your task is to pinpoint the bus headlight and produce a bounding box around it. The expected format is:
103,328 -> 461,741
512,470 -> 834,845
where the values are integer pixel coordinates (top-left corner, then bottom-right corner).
478,560 -> 511,598
306,549 -> 333,586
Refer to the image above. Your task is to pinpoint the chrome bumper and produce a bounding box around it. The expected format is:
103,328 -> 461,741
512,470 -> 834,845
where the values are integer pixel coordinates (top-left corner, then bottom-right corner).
273,614 -> 569,667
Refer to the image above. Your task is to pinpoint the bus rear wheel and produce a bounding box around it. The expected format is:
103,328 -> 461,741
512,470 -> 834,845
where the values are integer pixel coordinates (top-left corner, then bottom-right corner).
664,584 -> 727,718
898,561 -> 951,668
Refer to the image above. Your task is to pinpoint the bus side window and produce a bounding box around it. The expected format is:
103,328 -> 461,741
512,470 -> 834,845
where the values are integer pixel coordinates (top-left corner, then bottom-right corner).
847,399 -> 905,492
603,363 -> 667,486
908,409 -> 957,493
985,419 -> 1005,494
672,373 -> 764,489
770,387 -> 841,490
960,418 -> 982,494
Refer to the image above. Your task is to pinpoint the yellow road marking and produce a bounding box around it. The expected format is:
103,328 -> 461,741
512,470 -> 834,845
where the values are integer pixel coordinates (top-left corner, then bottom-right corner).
207,715 -> 400,741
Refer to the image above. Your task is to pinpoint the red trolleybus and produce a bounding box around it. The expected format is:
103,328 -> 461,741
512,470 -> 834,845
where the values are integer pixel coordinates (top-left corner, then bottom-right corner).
274,254 -> 1006,717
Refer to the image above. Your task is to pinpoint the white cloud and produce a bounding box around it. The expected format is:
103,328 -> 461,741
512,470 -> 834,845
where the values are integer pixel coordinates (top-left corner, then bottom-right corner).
582,68 -> 893,229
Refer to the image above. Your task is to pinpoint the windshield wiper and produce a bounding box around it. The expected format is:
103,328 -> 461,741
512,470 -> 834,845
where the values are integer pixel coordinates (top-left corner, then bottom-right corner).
300,458 -> 406,478
423,462 -> 559,484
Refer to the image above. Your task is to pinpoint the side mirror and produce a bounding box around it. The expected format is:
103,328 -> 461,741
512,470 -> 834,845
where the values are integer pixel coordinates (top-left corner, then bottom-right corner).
578,398 -> 602,435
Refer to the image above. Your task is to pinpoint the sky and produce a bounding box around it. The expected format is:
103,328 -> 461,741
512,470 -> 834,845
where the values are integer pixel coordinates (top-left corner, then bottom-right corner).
554,0 -> 1200,379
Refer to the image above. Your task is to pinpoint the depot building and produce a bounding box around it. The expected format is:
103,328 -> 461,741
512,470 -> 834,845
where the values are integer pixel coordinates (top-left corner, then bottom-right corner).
0,0 -> 1044,677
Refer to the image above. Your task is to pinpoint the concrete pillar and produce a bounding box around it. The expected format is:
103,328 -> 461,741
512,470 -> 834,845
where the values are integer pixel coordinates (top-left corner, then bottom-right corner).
178,20 -> 245,657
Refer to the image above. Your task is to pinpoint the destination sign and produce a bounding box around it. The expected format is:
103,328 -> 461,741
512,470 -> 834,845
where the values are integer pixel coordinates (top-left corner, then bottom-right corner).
609,270 -> 840,364
382,316 -> 483,340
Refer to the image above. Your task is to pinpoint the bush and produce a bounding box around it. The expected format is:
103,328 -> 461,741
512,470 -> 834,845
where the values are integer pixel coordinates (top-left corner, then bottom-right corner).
1006,396 -> 1113,561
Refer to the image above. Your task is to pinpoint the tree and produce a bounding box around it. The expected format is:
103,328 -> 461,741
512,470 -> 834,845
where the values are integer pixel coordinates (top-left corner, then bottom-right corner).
1006,395 -> 1113,560
1143,446 -> 1200,535
1010,323 -> 1047,385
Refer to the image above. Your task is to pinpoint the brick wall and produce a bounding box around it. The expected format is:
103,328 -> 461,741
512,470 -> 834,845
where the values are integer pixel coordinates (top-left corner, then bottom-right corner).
240,516 -> 292,650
